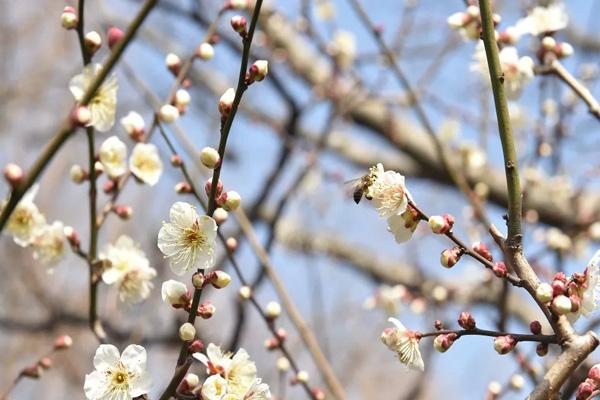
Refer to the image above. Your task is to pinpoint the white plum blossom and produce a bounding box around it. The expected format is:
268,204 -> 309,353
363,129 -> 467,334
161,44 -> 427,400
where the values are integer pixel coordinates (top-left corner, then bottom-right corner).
368,163 -> 409,218
363,284 -> 407,316
99,136 -> 128,179
387,206 -> 420,243
244,378 -> 271,399
84,344 -> 152,400
447,6 -> 481,40
157,202 -> 217,275
120,111 -> 145,137
572,250 -> 600,321
161,279 -> 188,306
201,374 -> 229,400
69,64 -> 118,132
193,343 -> 258,397
31,221 -> 67,266
381,318 -> 424,371
328,30 -> 356,68
516,3 -> 568,36
100,235 -> 156,304
129,143 -> 163,186
471,42 -> 534,100
3,184 -> 46,247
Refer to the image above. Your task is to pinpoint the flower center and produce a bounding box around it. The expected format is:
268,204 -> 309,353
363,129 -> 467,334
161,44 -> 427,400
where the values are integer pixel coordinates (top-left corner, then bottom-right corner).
185,223 -> 208,249
107,362 -> 131,393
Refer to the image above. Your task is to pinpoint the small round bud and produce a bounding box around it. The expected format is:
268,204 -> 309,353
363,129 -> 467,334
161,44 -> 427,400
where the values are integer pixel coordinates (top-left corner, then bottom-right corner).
72,105 -> 92,127
433,333 -> 458,353
312,389 -> 326,400
179,322 -> 196,341
492,262 -> 507,278
179,373 -> 199,394
196,43 -> 215,60
551,294 -> 572,315
174,182 -> 192,194
213,208 -> 229,225
159,104 -> 180,123
107,26 -> 124,49
175,89 -> 191,108
165,53 -> 181,75
530,320 -> 542,335
428,214 -> 454,234
466,5 -> 479,18
61,6 -> 78,30
219,190 -> 241,212
211,271 -> 232,289
440,246 -> 462,268
200,147 -> 220,169
588,364 -> 600,384
296,370 -> 310,384
192,272 -> 205,289
205,178 -> 224,198
63,226 -> 80,248
488,381 -> 502,396
197,302 -> 216,319
458,311 -> 476,330
265,301 -> 282,319
54,335 -> 73,350
276,356 -> 290,371
494,335 -> 516,355
239,285 -> 252,300
535,283 -> 553,303
84,31 -> 102,55
70,164 -> 87,184
231,15 -> 247,34
552,279 -> 566,296
248,60 -> 269,82
4,163 -> 24,187
434,320 -> 443,330
170,154 -> 183,167
264,337 -> 280,350
542,36 -> 556,51
557,42 -> 573,58
576,379 -> 595,400
536,342 -> 549,357
120,111 -> 145,141
39,357 -> 52,369
510,374 -> 525,390
228,0 -> 248,9
94,161 -> 104,175
22,365 -> 42,378
188,339 -> 204,353
219,88 -> 236,117
114,205 -> 133,220
226,237 -> 238,251
472,241 -> 493,261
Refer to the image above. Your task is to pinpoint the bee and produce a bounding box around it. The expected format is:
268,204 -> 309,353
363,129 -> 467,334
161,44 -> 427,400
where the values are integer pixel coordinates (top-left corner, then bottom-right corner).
346,166 -> 378,204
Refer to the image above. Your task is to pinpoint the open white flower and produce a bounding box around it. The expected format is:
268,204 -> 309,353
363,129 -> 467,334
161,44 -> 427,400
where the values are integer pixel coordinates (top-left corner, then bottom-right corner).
193,344 -> 257,397
69,64 -> 118,132
387,206 -> 419,243
471,43 -> 534,100
243,378 -> 271,399
158,202 -> 217,275
516,3 -> 568,36
129,143 -> 163,186
31,221 -> 67,265
368,163 -> 409,218
572,250 -> 600,321
381,318 -> 424,371
99,136 -> 128,179
201,374 -> 229,400
84,344 -> 152,400
3,184 -> 46,247
100,235 -> 156,304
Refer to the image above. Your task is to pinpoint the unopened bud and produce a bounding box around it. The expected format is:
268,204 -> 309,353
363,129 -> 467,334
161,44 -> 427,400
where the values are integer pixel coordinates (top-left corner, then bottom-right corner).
295,370 -> 310,384
557,42 -> 573,58
192,272 -> 205,289
114,205 -> 133,220
170,154 -> 183,167
63,226 -> 80,248
510,374 -> 525,390
4,163 -> 24,187
239,285 -> 252,300
38,357 -> 52,369
165,53 -> 181,75
226,237 -> 238,251
542,36 -> 556,51
179,322 -> 196,341
175,182 -> 192,194
458,311 -> 476,330
196,43 -> 215,60
178,373 -> 199,394
264,337 -> 280,350
265,301 -> 282,319
54,335 -> 73,350
218,88 -> 236,117
213,208 -> 228,225
530,320 -> 542,335
535,283 -> 553,303
276,356 -> 290,371
211,271 -> 232,289
570,295 -> 581,313
428,214 -> 454,234
488,381 -> 502,396
61,6 -> 78,30
440,246 -> 462,268
175,89 -> 191,108
492,262 -> 507,278
230,15 -> 247,35
22,365 -> 42,379
434,320 -> 443,330
103,180 -> 115,193
159,104 -> 180,123
494,335 -> 516,355
472,241 -> 493,261
72,105 -> 92,127
120,111 -> 145,141
248,60 -> 269,82
433,333 -> 458,353
205,178 -> 224,198
94,161 -> 104,175
197,302 -> 216,319
200,147 -> 220,169
551,295 -> 571,316
228,0 -> 248,9
107,26 -> 124,49
188,339 -> 204,353
219,190 -> 241,212
589,364 -> 600,384
576,379 -> 595,400
312,388 -> 326,400
552,279 -> 566,296
69,165 -> 86,184
84,31 -> 102,55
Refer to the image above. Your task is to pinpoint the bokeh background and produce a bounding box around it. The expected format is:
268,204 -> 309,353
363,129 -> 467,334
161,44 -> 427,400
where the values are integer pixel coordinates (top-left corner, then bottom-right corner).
1,0 -> 599,398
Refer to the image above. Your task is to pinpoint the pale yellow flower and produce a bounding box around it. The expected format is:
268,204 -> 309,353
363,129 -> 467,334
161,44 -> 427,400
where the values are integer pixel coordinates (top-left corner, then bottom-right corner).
3,184 -> 46,247
129,143 -> 163,186
99,136 -> 128,179
381,318 -> 424,371
31,221 -> 67,266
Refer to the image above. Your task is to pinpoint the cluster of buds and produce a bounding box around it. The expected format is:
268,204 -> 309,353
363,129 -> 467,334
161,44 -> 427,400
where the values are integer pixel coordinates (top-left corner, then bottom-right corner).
230,15 -> 247,36
4,163 -> 24,187
446,5 -> 499,41
60,6 -> 78,30
535,271 -> 586,317
246,60 -> 269,84
440,246 -> 464,268
494,335 -> 517,355
427,214 -> 454,234
538,36 -> 574,63
433,332 -> 458,353
576,364 -> 600,400
203,177 -> 242,211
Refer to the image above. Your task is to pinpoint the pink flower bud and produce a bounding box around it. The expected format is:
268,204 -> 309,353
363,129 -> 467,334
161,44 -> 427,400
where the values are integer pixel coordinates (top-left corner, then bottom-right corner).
276,328 -> 287,341
576,379 -> 595,400
188,339 -> 204,353
264,337 -> 280,350
107,26 -> 124,49
200,147 -> 220,169
434,320 -> 443,330
103,180 -> 115,194
219,190 -> 241,212
554,272 -> 567,282
4,163 -> 24,187
551,295 -> 572,315
226,237 -> 238,251
588,364 -> 600,384
536,342 -> 548,357
54,335 -> 73,350
536,283 -> 554,303
312,388 -> 326,400
63,226 -> 80,248
22,365 -> 42,378
230,15 -> 247,35
204,178 -> 223,198
530,320 -> 542,335
61,6 -> 78,30
84,31 -> 102,55
38,358 -> 52,370
71,105 -> 92,127
114,205 -> 132,220
440,246 -> 463,268
458,311 -> 476,330
197,302 -> 216,319
248,60 -> 269,82
472,241 -> 493,261
428,215 -> 454,234
175,182 -> 192,194
570,295 -> 582,313
494,335 -> 516,355
434,333 -> 458,353
210,270 -> 232,289
170,154 -> 183,167
218,88 -> 236,117
492,262 -> 507,278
